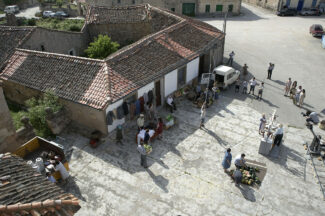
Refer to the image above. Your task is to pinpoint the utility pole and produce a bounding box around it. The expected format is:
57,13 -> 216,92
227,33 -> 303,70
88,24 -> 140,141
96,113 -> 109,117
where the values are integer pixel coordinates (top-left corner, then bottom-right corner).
223,12 -> 228,34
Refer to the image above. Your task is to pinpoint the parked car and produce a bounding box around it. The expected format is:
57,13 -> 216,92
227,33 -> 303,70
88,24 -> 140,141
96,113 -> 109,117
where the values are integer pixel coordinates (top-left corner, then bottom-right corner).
4,5 -> 19,14
43,10 -> 55,18
213,65 -> 240,89
299,8 -> 321,16
277,8 -> 297,16
310,24 -> 324,37
54,11 -> 69,18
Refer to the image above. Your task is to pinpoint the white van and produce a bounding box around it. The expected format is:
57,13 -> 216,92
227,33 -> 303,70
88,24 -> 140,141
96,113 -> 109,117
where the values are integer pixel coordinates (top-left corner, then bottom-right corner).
213,65 -> 240,89
4,5 -> 20,14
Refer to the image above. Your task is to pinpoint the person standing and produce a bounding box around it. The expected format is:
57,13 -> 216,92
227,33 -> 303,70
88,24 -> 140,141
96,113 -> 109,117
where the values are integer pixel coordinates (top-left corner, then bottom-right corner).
234,78 -> 240,93
54,160 -> 69,181
149,102 -> 155,120
259,114 -> 267,136
242,80 -> 248,94
137,143 -> 148,168
212,83 -> 219,100
137,114 -> 145,131
233,169 -> 243,187
200,102 -> 206,129
227,51 -> 235,66
267,63 -> 274,79
116,125 -> 123,144
272,124 -> 284,149
257,82 -> 264,100
249,77 -> 257,95
242,64 -> 248,77
156,117 -> 164,140
295,86 -> 302,105
144,129 -> 150,145
290,81 -> 297,99
167,95 -> 177,113
298,89 -> 306,107
284,78 -> 292,96
222,148 -> 232,173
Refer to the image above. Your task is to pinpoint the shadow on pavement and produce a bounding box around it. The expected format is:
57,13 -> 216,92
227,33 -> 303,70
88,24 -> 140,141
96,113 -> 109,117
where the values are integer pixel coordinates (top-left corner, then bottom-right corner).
146,168 -> 169,193
60,176 -> 87,202
237,184 -> 256,202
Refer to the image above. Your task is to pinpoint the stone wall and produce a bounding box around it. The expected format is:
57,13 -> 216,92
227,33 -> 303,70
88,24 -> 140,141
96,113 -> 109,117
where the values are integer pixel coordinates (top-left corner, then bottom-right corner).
21,27 -> 89,56
2,80 -> 108,136
84,0 -> 241,15
87,22 -> 152,46
243,0 -> 279,10
0,81 -> 17,152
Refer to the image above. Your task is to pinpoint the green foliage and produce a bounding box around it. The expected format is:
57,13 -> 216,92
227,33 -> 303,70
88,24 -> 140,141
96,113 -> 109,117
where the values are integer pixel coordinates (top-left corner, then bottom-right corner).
36,18 -> 84,31
56,0 -> 63,7
27,18 -> 36,26
4,0 -> 21,5
69,24 -> 81,32
85,35 -> 120,59
24,90 -> 62,138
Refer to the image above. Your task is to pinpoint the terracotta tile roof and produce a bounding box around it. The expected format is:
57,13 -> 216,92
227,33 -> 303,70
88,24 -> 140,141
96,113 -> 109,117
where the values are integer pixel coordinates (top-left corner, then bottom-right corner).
0,5 -> 224,109
0,49 -> 111,109
0,26 -> 35,69
0,153 -> 80,216
86,4 -> 153,24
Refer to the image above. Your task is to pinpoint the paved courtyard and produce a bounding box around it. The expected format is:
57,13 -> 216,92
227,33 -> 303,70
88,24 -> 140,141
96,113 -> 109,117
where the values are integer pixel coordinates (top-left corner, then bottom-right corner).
60,95 -> 325,216
201,3 -> 325,127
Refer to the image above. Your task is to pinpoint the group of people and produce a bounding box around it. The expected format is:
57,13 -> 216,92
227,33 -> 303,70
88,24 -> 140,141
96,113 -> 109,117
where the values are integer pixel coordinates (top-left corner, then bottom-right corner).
41,152 -> 70,184
284,78 -> 306,107
136,113 -> 164,169
259,114 -> 284,147
222,149 -> 247,186
234,77 -> 264,100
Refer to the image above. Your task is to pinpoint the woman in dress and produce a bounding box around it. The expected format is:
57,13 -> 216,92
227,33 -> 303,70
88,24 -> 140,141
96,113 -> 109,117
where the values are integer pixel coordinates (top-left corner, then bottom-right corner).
156,117 -> 164,140
299,89 -> 306,108
222,148 -> 232,173
284,78 -> 292,96
259,114 -> 267,137
290,81 -> 297,99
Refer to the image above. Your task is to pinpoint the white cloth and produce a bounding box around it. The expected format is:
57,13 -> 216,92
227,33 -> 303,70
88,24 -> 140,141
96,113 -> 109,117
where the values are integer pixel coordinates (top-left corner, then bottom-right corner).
234,155 -> 245,166
167,97 -> 173,105
250,79 -> 257,86
274,127 -> 283,136
55,162 -> 69,180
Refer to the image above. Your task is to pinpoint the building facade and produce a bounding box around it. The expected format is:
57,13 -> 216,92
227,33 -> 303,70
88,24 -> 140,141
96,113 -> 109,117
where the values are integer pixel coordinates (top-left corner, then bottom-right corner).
243,0 -> 321,11
81,0 -> 242,15
0,5 -> 225,135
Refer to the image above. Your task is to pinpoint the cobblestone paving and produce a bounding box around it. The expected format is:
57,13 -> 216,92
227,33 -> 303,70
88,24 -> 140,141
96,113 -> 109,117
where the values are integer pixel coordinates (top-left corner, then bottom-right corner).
60,95 -> 325,216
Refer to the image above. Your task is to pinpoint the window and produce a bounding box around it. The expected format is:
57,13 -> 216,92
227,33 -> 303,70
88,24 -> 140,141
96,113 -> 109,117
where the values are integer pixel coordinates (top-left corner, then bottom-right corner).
68,48 -> 75,56
228,5 -> 233,12
216,5 -> 223,12
205,5 -> 210,13
171,8 -> 175,12
117,0 -> 121,3
132,0 -> 135,4
177,66 -> 186,87
41,45 -> 45,51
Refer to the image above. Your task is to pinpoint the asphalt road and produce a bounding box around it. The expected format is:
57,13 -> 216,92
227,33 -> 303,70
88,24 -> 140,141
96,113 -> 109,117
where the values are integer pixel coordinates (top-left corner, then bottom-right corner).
201,3 -> 325,128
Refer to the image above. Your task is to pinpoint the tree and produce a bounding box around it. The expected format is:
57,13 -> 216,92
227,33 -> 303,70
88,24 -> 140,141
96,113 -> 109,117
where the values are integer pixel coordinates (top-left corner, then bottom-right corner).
85,34 -> 120,59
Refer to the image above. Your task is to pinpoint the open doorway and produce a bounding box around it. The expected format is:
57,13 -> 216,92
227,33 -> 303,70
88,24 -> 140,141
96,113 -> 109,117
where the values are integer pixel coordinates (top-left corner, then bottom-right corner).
155,80 -> 162,106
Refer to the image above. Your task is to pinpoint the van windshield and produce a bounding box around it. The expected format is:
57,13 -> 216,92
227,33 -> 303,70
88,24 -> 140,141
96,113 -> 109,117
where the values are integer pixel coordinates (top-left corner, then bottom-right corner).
215,74 -> 224,83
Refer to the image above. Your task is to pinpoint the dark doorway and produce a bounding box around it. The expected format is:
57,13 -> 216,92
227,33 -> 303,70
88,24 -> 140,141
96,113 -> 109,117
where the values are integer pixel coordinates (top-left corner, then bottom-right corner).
199,55 -> 205,79
182,3 -> 196,17
155,80 -> 161,106
297,0 -> 304,11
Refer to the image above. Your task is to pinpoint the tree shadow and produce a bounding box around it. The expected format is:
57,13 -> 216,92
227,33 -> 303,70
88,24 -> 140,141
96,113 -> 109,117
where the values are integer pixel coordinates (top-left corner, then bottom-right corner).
146,168 -> 169,193
273,80 -> 286,86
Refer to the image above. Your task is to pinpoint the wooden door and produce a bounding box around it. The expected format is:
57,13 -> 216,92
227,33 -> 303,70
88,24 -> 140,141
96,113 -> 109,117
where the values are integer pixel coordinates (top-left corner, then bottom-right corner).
155,80 -> 161,106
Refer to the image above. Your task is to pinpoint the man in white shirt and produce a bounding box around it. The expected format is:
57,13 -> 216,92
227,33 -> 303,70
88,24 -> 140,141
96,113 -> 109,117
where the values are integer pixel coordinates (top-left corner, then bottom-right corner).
167,95 -> 177,113
272,124 -> 284,148
55,161 -> 69,181
234,154 -> 247,169
249,77 -> 257,95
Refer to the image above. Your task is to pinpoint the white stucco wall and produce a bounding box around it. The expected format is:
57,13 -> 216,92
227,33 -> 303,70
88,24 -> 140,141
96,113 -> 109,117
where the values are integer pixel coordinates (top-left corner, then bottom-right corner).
137,82 -> 154,98
186,58 -> 199,83
164,69 -> 178,97
106,99 -> 125,133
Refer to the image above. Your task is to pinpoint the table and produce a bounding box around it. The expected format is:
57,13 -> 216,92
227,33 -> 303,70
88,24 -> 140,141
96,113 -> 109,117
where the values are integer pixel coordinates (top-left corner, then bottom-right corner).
258,137 -> 273,155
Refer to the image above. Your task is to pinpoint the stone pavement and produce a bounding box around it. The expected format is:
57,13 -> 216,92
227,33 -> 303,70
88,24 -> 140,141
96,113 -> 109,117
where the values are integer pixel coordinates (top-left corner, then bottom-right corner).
59,95 -> 325,216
